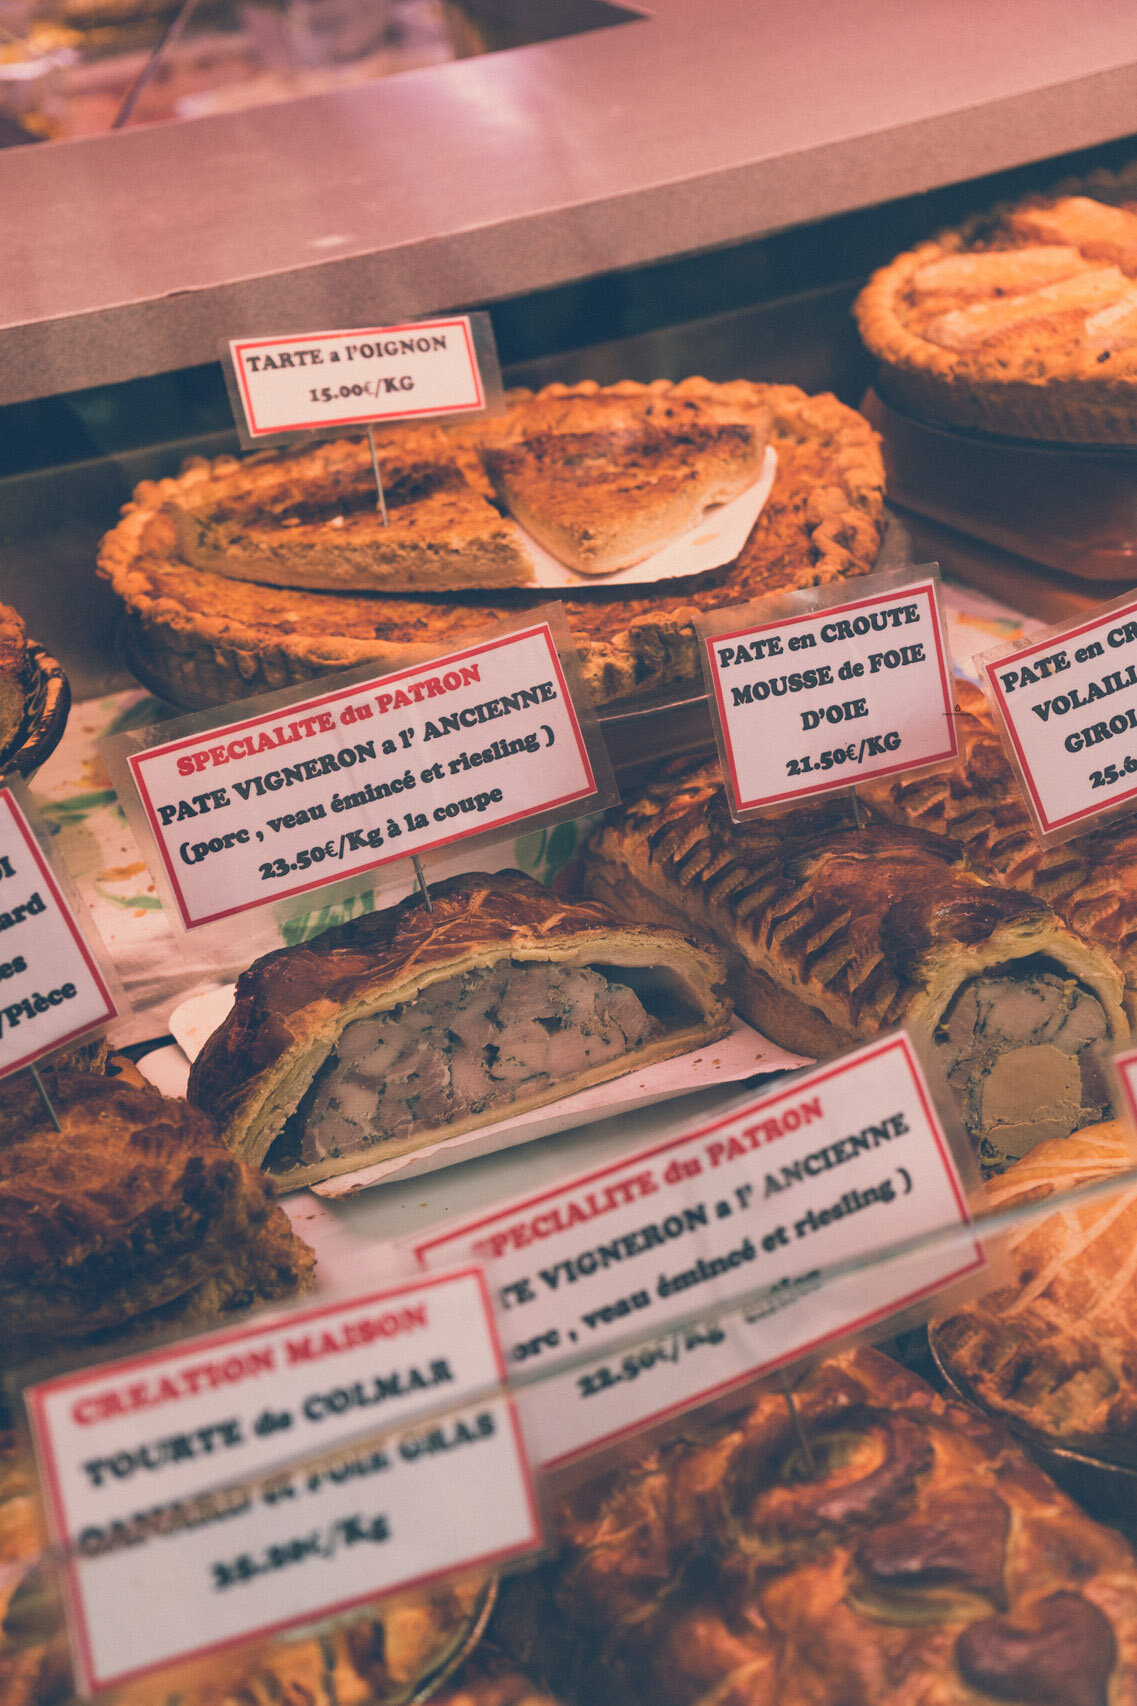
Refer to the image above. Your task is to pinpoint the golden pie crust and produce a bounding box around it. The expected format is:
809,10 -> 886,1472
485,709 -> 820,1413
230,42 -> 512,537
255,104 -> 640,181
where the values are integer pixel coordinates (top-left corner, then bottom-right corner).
856,162 -> 1137,441
478,387 -> 768,574
188,868 -> 731,1189
0,1070 -> 314,1361
98,380 -> 884,710
932,1122 -> 1137,1466
584,757 -> 1126,1059
860,679 -> 1137,1021
497,1345 -> 1137,1706
0,1437 -> 504,1706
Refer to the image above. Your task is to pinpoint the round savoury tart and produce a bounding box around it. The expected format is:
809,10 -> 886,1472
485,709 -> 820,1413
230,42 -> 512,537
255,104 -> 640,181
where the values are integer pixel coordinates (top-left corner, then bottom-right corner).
98,380 -> 885,710
856,162 -> 1137,441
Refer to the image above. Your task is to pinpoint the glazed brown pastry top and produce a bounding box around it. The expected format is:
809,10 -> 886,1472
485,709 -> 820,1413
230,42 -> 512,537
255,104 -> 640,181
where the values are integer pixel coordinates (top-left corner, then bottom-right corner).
98,380 -> 885,709
585,758 -> 1127,1167
932,1121 -> 1137,1464
0,1071 -> 283,1351
497,1345 -> 1137,1706
584,756 -> 1120,1048
855,162 -> 1137,441
861,679 -> 1137,1015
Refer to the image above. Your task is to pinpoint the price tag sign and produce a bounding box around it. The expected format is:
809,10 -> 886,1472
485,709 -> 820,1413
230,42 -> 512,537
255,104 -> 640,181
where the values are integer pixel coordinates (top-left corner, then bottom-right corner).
980,591 -> 1137,843
226,315 -> 499,442
699,566 -> 957,817
25,1270 -> 541,1696
414,1033 -> 982,1469
0,783 -> 117,1077
105,614 -> 613,931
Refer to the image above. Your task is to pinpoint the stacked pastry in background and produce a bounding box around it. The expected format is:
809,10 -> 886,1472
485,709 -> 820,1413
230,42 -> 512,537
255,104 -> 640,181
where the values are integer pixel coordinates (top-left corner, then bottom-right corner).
0,603 -> 29,765
856,162 -> 1137,441
933,1119 -> 1137,1467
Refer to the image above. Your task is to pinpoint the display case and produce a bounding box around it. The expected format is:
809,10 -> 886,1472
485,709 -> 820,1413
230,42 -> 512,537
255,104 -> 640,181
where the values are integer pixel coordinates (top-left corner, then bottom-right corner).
6,7 -> 1137,1702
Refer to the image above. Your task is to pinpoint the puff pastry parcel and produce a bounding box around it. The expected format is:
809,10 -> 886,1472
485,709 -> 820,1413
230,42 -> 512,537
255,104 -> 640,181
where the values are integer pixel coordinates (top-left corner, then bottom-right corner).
496,1346 -> 1137,1706
0,1071 -> 314,1364
861,678 -> 1137,1021
189,870 -> 731,1189
932,1120 -> 1137,1465
584,760 -> 1127,1168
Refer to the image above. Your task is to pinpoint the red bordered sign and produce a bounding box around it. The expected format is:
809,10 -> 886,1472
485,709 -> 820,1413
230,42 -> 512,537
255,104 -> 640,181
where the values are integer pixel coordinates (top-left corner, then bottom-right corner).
700,569 -> 957,818
25,1268 -> 541,1696
980,591 -> 1137,844
229,318 -> 486,438
0,785 -> 117,1078
414,1032 -> 983,1469
111,618 -> 607,931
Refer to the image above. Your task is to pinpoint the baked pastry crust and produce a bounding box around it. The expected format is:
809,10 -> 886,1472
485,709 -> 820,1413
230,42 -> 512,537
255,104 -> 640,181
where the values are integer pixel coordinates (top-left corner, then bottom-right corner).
584,758 -> 1126,1058
860,679 -> 1137,1020
189,869 -> 730,1189
932,1121 -> 1137,1465
479,388 -> 768,574
98,380 -> 884,709
0,601 -> 27,762
0,1071 -> 312,1359
855,162 -> 1137,441
166,428 -> 535,593
497,1345 -> 1137,1706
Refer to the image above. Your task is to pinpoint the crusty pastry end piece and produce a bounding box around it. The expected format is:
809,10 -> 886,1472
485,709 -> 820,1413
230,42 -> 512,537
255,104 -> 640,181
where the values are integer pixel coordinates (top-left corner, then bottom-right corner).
189,870 -> 732,1189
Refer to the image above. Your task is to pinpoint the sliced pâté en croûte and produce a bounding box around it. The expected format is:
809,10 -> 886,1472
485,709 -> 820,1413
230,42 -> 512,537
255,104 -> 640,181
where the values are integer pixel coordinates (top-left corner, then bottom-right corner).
584,761 -> 1127,1170
188,869 -> 731,1189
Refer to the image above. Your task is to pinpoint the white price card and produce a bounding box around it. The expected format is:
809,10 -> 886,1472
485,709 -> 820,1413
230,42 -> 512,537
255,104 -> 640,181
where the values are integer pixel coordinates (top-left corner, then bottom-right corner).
414,1033 -> 983,1469
228,317 -> 493,439
25,1269 -> 541,1696
107,616 -> 609,931
980,591 -> 1137,843
0,783 -> 117,1077
699,567 -> 957,816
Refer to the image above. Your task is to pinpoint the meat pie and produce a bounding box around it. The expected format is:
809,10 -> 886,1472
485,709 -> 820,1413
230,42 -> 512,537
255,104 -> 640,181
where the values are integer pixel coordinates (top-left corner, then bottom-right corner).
188,870 -> 731,1189
584,760 -> 1126,1170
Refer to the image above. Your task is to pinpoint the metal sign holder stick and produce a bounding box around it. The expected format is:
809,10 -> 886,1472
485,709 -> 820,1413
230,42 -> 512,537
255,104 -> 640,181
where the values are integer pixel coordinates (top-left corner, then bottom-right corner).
367,425 -> 390,527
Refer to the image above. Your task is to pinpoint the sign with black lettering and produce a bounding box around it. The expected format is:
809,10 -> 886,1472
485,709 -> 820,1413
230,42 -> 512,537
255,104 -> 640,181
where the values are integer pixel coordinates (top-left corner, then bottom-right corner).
0,784 -> 117,1077
698,567 -> 956,817
25,1270 -> 540,1696
980,591 -> 1137,844
228,316 -> 496,440
105,616 -> 611,931
414,1033 -> 982,1469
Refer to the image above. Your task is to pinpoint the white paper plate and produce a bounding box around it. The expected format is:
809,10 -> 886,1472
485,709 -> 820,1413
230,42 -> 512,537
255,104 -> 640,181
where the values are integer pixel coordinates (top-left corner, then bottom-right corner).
483,444 -> 777,590
153,986 -> 810,1198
